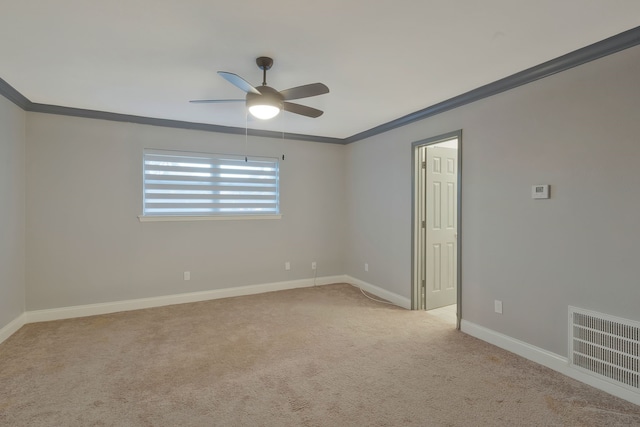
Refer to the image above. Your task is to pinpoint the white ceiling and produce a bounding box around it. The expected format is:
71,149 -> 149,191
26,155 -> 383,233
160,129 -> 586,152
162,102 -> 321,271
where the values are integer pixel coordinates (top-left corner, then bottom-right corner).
2,1 -> 639,139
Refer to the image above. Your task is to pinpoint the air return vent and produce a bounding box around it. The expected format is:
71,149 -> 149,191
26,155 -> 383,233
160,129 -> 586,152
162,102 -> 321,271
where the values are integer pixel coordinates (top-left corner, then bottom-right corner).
569,307 -> 639,392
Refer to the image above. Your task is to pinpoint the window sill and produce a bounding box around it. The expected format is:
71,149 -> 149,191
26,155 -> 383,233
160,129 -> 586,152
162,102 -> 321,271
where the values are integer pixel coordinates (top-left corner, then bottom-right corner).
138,214 -> 282,222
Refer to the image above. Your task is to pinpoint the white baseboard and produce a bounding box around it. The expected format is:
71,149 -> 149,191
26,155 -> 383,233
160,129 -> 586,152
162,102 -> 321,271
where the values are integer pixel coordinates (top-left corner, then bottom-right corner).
460,320 -> 568,370
344,275 -> 411,309
0,313 -> 27,345
26,275 -> 348,324
461,320 -> 639,406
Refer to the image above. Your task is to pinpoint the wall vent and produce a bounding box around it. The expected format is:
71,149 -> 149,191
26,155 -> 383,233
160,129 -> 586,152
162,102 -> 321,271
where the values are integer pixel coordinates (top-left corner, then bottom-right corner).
569,306 -> 639,393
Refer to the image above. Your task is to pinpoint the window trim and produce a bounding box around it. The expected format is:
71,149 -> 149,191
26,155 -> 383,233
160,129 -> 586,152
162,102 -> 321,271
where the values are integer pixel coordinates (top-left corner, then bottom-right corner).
137,214 -> 282,222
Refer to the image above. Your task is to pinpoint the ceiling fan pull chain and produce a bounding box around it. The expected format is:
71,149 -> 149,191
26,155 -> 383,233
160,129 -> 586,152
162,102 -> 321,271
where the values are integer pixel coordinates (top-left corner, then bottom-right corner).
245,112 -> 249,162
281,112 -> 286,161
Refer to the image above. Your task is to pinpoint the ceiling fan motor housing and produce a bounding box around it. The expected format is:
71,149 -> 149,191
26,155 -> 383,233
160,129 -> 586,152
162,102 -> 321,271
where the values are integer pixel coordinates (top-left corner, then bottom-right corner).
246,85 -> 283,109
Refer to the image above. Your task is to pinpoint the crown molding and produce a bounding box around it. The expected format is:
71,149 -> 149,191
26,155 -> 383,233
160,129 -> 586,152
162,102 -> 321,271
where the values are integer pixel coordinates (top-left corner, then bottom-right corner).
0,77 -> 30,109
26,103 -> 344,144
2,26 -> 639,145
344,25 -> 640,143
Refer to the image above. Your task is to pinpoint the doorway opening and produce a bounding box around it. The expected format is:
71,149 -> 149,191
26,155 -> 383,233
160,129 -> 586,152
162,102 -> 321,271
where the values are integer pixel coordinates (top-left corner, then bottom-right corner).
412,131 -> 462,329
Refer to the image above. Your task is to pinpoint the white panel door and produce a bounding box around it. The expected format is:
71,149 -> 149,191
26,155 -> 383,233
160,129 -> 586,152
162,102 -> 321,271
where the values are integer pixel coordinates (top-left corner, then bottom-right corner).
425,145 -> 457,309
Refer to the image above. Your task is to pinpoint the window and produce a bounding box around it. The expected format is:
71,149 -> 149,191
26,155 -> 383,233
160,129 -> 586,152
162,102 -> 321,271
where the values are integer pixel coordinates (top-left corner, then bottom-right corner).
141,149 -> 280,220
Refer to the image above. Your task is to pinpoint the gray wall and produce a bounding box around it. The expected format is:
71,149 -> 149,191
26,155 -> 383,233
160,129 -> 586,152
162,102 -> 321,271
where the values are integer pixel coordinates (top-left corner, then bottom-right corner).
346,45 -> 640,357
0,95 -> 26,329
26,114 -> 346,310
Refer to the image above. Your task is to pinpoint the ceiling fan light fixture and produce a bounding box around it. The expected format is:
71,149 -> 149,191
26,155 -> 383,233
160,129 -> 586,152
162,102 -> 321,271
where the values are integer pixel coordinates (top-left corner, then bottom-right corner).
248,104 -> 281,120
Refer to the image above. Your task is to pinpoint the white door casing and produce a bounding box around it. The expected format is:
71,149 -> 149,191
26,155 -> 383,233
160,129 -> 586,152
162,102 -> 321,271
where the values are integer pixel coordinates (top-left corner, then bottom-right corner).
416,146 -> 427,309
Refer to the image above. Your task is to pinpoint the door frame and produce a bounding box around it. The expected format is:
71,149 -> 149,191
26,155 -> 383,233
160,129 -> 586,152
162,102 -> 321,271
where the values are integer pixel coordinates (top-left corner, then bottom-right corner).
411,130 -> 462,329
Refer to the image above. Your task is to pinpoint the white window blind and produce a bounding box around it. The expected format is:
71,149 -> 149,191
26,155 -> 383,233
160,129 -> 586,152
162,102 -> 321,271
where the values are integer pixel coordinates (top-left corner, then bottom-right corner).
143,149 -> 279,217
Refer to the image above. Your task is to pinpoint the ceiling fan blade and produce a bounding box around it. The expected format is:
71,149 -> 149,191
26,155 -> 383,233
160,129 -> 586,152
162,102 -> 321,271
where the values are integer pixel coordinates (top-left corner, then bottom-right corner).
217,71 -> 261,94
280,83 -> 329,100
189,99 -> 245,103
283,102 -> 323,118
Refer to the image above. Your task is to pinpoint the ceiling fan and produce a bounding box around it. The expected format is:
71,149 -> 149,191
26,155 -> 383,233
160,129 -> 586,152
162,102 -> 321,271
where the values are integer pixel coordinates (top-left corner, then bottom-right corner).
190,57 -> 329,120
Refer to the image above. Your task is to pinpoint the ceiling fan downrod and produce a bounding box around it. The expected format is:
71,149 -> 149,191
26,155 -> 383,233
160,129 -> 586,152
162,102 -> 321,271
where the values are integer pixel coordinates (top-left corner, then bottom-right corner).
256,57 -> 273,86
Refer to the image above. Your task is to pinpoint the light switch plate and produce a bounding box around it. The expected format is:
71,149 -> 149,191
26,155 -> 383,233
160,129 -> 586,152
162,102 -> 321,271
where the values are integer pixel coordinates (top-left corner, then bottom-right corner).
532,184 -> 550,199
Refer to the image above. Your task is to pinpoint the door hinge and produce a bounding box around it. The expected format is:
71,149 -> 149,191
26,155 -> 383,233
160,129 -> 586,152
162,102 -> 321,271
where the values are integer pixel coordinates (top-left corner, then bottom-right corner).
421,220 -> 426,228
421,161 -> 426,169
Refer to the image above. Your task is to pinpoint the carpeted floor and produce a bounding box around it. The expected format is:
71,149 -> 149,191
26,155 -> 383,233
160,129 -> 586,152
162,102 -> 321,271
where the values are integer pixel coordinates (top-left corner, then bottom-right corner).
1,283 -> 639,426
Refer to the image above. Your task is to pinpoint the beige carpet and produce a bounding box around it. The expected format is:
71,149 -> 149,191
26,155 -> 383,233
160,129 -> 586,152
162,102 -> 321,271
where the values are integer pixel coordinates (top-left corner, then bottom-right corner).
1,283 -> 639,426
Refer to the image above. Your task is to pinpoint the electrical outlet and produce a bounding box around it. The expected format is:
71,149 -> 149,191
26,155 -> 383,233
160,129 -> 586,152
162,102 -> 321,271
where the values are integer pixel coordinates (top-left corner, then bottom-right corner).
184,271 -> 191,281
494,300 -> 503,314
365,263 -> 369,272
311,261 -> 317,270
285,262 -> 291,271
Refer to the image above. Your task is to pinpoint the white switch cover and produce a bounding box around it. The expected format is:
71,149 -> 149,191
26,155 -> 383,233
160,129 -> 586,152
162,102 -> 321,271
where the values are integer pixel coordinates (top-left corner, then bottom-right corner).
285,262 -> 291,271
494,300 -> 503,314
364,263 -> 369,272
532,184 -> 550,199
184,271 -> 191,281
